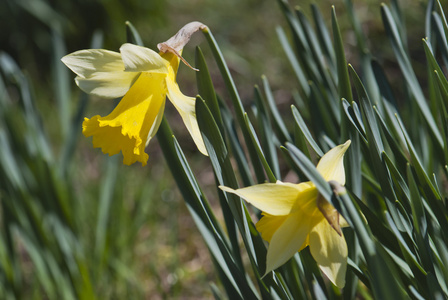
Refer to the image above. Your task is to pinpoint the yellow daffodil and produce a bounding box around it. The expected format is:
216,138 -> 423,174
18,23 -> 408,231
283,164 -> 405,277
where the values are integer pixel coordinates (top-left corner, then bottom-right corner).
220,141 -> 351,288
61,42 -> 207,166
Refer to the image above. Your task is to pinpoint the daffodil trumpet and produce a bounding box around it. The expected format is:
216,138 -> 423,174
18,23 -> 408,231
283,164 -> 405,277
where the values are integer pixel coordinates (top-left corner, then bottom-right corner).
61,22 -> 208,166
220,141 -> 351,288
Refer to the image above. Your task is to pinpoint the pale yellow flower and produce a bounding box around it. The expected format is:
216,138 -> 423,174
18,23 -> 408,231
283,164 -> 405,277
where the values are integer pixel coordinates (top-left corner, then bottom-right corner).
61,43 -> 206,166
220,141 -> 351,288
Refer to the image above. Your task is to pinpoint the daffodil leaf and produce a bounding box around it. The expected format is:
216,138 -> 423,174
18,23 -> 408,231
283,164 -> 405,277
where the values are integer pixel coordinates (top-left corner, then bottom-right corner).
395,115 -> 442,201
334,193 -> 409,299
350,101 -> 366,137
349,65 -> 407,231
292,116 -> 312,161
332,6 -> 353,103
156,118 -> 258,299
341,100 -> 367,144
381,3 -> 443,148
340,109 -> 363,198
422,38 -> 448,166
52,28 -> 70,138
433,71 -> 448,165
425,0 -> 436,43
406,164 -> 427,241
298,248 -> 327,299
371,59 -> 398,109
436,0 -> 448,44
431,13 -> 448,72
422,37 -> 448,94
432,230 -> 448,293
14,227 -> 57,298
196,98 -> 265,278
196,97 -> 291,297
195,46 -> 223,129
311,4 -> 335,75
243,113 -> 277,183
385,211 -> 426,275
281,256 -> 308,300
261,76 -> 291,144
0,129 -> 26,191
308,81 -> 338,141
125,21 -> 144,46
219,101 -> 254,186
349,191 -> 402,256
202,28 -> 266,184
254,85 -> 281,180
291,105 -> 324,157
277,0 -> 325,92
296,7 -> 337,102
94,155 -> 119,259
382,152 -> 410,208
195,97 -> 245,270
276,26 -> 310,97
374,107 -> 408,174
349,65 -> 383,155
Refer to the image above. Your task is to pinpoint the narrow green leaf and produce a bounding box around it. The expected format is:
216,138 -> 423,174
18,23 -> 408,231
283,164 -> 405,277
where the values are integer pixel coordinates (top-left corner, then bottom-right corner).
341,100 -> 367,144
436,0 -> 448,43
425,0 -> 436,44
332,6 -> 353,103
156,117 -> 251,297
261,75 -> 291,143
311,4 -> 336,75
371,59 -> 398,108
296,8 -> 337,98
291,105 -> 323,157
254,86 -> 281,180
220,102 -> 254,186
196,97 -> 276,297
195,46 -> 223,129
51,27 -> 70,138
433,70 -> 448,165
202,27 -> 266,184
243,113 -> 276,183
276,26 -> 310,97
125,21 -> 144,46
381,3 -> 443,147
335,194 -> 409,300
349,65 -> 383,155
406,164 -> 444,298
395,115 -> 441,201
94,156 -> 119,262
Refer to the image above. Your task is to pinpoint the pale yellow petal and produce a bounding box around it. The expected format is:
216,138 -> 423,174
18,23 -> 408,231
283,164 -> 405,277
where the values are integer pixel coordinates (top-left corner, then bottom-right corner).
75,71 -> 139,99
309,219 -> 348,288
257,213 -> 310,248
62,49 -> 139,98
219,183 -> 302,216
316,140 -> 351,184
256,213 -> 288,243
61,49 -> 124,77
265,211 -> 321,274
120,43 -> 169,73
82,72 -> 166,166
166,77 -> 207,155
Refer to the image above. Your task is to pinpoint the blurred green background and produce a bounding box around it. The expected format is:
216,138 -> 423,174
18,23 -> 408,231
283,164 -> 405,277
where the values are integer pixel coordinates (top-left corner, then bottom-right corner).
0,0 -> 427,298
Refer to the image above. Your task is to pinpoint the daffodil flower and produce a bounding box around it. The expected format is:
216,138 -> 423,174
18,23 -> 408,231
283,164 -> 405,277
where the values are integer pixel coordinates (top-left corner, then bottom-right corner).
220,141 -> 351,288
61,23 -> 207,166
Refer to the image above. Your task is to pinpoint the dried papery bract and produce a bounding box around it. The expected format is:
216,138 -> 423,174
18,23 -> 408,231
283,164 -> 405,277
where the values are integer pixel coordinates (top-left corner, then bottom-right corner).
158,21 -> 207,71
